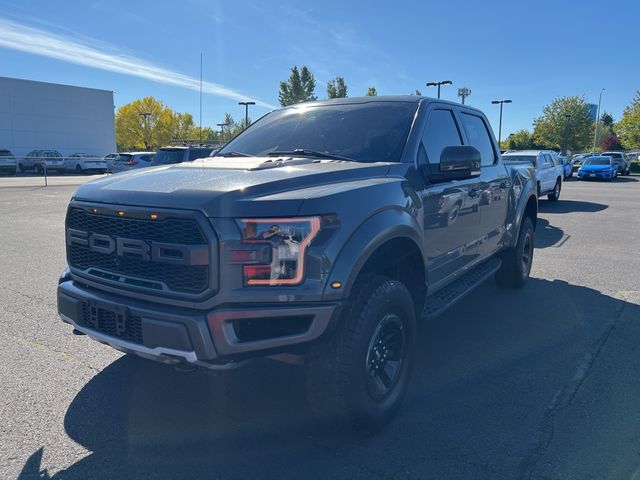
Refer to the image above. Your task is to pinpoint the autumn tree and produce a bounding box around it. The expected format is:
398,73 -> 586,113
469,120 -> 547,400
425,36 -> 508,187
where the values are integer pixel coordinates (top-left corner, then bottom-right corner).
115,97 -> 176,150
600,134 -> 623,151
278,66 -> 317,106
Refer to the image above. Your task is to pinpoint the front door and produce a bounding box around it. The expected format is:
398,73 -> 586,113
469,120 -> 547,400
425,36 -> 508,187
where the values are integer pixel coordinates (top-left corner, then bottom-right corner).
417,107 -> 482,287
459,111 -> 510,257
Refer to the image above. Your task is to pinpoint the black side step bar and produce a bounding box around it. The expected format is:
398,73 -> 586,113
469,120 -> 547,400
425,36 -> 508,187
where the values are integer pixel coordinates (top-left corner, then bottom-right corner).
424,257 -> 502,319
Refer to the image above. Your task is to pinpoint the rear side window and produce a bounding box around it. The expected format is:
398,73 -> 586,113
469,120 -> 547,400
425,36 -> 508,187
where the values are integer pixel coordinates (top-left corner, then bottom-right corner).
461,113 -> 496,166
420,109 -> 462,164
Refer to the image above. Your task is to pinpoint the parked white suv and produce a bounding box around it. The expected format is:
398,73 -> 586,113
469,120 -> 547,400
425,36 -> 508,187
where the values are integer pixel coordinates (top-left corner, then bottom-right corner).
110,152 -> 155,173
65,153 -> 108,174
502,150 -> 564,201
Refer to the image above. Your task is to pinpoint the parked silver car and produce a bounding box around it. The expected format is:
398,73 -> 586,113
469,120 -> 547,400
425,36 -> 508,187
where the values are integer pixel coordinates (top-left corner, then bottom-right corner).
65,153 -> 108,174
21,150 -> 66,174
103,153 -> 118,173
110,151 -> 155,173
0,149 -> 17,175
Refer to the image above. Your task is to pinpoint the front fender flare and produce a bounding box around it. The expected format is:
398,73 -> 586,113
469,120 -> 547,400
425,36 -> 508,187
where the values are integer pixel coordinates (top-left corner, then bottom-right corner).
322,208 -> 424,301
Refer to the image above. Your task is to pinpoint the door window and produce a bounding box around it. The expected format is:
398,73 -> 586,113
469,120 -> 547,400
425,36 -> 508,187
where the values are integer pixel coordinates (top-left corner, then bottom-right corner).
419,109 -> 462,165
461,113 -> 496,166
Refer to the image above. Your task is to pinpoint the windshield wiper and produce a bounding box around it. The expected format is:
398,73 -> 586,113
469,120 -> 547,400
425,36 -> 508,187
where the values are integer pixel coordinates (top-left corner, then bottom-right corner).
266,149 -> 356,162
216,151 -> 255,157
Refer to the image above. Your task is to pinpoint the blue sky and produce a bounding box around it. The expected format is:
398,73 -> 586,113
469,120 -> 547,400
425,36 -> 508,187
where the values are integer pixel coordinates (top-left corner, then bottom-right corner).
0,0 -> 638,138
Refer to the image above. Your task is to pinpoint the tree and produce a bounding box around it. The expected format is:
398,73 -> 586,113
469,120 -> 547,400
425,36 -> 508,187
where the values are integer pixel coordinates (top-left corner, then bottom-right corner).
327,76 -> 348,98
600,112 -> 614,128
600,134 -> 623,151
415,89 -> 422,96
171,112 -> 197,142
501,129 -> 551,150
532,96 -> 593,152
278,66 -> 317,106
366,86 -> 377,96
115,97 -> 176,150
615,91 -> 640,149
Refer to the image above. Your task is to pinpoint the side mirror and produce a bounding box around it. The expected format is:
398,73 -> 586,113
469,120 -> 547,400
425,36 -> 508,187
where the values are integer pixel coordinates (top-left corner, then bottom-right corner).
421,146 -> 481,182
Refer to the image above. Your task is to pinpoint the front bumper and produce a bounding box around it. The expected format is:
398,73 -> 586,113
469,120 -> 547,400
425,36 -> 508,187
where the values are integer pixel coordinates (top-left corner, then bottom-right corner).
57,280 -> 340,369
577,171 -> 613,180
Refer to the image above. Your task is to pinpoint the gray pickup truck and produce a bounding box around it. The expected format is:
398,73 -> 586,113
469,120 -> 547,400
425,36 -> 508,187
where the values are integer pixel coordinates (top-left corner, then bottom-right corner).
58,96 -> 537,430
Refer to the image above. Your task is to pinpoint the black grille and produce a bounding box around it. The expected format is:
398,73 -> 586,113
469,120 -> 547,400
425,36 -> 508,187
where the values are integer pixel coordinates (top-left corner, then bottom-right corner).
68,208 -> 205,244
80,303 -> 143,345
67,207 -> 209,294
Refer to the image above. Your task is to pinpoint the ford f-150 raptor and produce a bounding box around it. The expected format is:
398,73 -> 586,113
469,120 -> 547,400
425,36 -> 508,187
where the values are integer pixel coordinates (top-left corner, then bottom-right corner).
57,96 -> 537,430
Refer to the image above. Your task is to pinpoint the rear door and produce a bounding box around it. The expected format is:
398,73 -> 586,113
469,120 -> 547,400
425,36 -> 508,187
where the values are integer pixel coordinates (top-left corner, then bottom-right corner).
418,105 -> 482,287
459,111 -> 510,257
541,154 -> 555,191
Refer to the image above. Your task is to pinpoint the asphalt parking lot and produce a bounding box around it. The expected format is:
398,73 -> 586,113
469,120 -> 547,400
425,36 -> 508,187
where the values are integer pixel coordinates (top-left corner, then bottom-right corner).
1,174 -> 639,479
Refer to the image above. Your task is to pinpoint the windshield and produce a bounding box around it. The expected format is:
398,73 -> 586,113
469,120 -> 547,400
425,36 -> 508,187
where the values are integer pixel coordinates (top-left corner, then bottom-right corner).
583,158 -> 611,165
151,149 -> 185,165
115,154 -> 132,162
216,102 -> 418,163
603,152 -> 622,159
502,155 -> 537,165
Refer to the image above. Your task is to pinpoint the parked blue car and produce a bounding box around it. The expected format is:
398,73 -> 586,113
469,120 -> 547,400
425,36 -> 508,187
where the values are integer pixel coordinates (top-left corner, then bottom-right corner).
577,156 -> 618,181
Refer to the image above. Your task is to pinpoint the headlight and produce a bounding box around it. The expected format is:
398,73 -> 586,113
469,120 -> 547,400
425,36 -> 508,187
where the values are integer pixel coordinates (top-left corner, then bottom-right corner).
233,217 -> 321,286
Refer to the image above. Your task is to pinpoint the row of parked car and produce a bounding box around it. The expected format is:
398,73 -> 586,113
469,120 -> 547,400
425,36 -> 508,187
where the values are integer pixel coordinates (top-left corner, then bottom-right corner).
0,145 -> 218,175
500,149 -> 634,202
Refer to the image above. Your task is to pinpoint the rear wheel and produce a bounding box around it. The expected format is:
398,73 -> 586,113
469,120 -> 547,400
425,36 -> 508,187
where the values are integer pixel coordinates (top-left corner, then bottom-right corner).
305,274 -> 416,432
547,179 -> 561,201
496,216 -> 534,288
75,164 -> 83,174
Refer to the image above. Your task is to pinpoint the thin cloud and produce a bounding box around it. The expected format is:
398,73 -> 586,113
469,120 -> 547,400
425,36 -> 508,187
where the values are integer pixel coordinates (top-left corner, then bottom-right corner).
0,17 -> 277,109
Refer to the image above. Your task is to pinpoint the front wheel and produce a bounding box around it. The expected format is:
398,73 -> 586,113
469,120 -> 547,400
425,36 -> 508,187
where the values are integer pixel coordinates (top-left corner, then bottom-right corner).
305,274 -> 416,432
495,216 -> 534,288
547,179 -> 561,201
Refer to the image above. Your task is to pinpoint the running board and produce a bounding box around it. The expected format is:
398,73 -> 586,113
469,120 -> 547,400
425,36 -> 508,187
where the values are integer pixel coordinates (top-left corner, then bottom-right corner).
424,257 -> 502,319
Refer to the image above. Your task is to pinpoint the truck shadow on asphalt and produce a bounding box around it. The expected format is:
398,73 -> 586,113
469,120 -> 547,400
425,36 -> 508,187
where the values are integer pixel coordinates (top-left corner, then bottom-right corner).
18,279 -> 640,480
534,219 -> 565,248
538,199 -> 608,214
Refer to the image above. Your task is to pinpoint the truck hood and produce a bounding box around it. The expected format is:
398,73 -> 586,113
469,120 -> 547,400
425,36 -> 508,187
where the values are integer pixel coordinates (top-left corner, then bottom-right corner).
72,157 -> 393,217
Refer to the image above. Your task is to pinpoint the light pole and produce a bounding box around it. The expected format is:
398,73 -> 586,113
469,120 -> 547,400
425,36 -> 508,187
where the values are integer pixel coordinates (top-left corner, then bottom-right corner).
426,80 -> 453,99
139,112 -> 151,149
562,113 -> 573,156
217,122 -> 227,143
592,88 -> 605,154
238,101 -> 255,129
491,99 -> 512,146
457,87 -> 471,105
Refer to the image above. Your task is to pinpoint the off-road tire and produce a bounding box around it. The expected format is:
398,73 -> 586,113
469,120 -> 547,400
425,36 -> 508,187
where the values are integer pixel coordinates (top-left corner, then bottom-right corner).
305,274 -> 416,433
495,216 -> 534,288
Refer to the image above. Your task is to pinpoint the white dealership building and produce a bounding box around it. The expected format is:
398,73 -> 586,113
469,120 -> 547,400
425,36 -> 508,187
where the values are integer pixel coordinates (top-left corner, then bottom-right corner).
0,76 -> 116,158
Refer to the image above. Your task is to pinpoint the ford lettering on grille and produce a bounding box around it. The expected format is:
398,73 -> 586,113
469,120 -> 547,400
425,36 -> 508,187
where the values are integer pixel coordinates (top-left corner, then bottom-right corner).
66,229 -> 209,266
